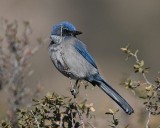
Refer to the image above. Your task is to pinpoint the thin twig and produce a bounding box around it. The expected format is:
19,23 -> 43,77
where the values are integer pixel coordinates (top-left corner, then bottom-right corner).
146,111 -> 151,128
30,110 -> 40,128
74,99 -> 85,128
87,121 -> 96,128
71,110 -> 75,128
142,73 -> 153,86
77,105 -> 85,128
133,54 -> 154,87
133,54 -> 139,63
59,114 -> 63,128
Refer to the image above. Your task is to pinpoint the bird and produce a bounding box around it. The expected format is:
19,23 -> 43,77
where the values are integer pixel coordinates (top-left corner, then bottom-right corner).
48,21 -> 134,115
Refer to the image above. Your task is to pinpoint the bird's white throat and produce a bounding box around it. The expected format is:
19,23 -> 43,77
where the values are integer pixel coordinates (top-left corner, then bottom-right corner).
50,35 -> 63,44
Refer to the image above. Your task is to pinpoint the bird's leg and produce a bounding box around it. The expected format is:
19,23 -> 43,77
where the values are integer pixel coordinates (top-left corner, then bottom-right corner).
70,80 -> 79,98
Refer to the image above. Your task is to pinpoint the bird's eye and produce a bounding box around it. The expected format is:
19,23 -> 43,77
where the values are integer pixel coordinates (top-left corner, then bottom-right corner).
63,28 -> 71,33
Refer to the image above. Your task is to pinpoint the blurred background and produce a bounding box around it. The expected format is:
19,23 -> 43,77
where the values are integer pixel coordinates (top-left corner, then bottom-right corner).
0,0 -> 160,127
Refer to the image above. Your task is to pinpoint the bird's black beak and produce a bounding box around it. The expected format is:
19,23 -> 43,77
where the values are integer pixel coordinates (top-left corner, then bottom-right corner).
72,30 -> 82,35
62,28 -> 82,36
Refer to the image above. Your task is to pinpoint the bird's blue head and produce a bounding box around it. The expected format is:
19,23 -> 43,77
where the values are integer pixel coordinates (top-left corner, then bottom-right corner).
51,21 -> 82,37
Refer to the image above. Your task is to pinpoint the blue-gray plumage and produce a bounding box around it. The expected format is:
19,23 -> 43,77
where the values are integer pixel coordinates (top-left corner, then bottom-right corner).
48,21 -> 134,115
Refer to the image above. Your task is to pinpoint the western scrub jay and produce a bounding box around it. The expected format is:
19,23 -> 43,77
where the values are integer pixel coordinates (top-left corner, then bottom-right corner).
48,21 -> 134,115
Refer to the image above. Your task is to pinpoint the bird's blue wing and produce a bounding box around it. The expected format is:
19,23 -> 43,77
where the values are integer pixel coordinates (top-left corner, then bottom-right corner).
74,40 -> 97,69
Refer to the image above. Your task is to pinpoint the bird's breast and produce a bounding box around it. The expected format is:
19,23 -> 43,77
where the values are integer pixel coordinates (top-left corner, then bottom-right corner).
48,43 -> 72,78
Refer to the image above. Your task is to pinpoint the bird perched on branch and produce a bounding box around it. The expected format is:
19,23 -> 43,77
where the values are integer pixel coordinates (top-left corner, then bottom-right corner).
48,21 -> 134,115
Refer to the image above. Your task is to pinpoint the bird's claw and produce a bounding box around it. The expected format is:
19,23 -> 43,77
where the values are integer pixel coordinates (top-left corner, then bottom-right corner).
70,88 -> 78,98
70,80 -> 79,98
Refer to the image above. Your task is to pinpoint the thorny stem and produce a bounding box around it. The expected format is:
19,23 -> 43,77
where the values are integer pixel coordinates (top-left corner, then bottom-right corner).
30,110 -> 40,128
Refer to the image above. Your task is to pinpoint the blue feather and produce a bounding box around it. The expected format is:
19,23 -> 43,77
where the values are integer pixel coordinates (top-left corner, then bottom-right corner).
74,40 -> 97,69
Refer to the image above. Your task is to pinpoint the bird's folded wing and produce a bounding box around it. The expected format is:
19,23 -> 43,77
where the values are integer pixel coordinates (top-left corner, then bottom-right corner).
74,40 -> 97,69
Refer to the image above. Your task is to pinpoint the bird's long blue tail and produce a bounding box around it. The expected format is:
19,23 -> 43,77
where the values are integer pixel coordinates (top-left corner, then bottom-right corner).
88,75 -> 134,115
